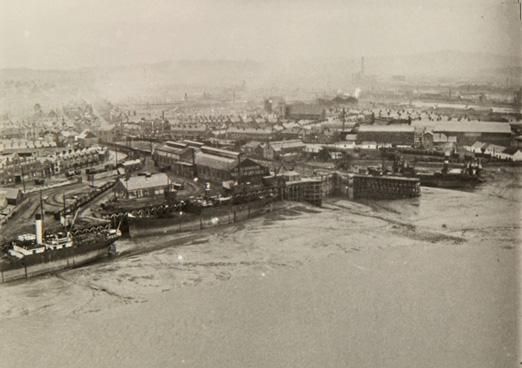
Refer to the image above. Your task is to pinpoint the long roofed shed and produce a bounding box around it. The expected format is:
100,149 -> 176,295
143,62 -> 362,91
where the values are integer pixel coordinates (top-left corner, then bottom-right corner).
432,122 -> 512,134
122,173 -> 170,192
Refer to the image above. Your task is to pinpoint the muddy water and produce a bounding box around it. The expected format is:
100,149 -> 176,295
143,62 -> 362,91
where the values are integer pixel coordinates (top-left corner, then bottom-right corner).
0,168 -> 519,367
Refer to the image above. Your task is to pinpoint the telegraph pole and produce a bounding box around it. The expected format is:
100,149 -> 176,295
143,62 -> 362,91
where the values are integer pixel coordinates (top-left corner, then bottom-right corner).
21,166 -> 26,192
39,189 -> 44,220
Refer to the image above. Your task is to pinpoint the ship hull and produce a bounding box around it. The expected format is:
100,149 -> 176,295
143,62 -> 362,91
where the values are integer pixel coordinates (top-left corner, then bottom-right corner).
0,238 -> 118,284
127,198 -> 278,238
417,174 -> 480,189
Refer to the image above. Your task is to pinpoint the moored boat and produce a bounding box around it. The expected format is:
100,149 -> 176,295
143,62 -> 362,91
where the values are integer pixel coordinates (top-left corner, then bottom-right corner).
392,156 -> 482,189
0,214 -> 121,283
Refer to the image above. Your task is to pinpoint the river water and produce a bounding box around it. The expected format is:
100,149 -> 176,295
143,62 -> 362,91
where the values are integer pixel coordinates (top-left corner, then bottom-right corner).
0,167 -> 520,367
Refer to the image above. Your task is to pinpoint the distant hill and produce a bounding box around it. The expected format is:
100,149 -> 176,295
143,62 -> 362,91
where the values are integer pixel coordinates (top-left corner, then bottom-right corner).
0,51 -> 520,112
284,50 -> 522,84
363,50 -> 521,80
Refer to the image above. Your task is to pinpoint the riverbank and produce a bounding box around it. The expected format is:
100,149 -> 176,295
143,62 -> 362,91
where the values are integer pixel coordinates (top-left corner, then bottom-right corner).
0,169 -> 519,367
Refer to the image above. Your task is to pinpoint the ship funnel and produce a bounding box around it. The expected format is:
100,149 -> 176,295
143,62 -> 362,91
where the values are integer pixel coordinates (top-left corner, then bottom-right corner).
35,213 -> 43,244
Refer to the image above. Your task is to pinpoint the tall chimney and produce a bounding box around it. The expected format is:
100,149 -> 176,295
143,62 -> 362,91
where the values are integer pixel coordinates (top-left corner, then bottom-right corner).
192,148 -> 197,178
35,214 -> 43,245
361,57 -> 365,76
442,159 -> 449,175
237,153 -> 241,184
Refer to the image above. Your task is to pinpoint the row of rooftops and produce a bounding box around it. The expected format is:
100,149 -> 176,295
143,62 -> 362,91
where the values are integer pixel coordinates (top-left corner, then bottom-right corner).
0,146 -> 106,168
468,141 -> 521,156
410,121 -> 512,134
0,139 -> 57,151
120,105 -> 518,125
350,122 -> 512,134
127,116 -> 514,136
118,166 -> 322,194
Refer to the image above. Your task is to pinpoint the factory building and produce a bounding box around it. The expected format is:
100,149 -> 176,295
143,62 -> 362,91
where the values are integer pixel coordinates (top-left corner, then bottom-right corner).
217,127 -> 273,141
153,141 -> 269,185
152,141 -> 194,170
421,132 -> 457,151
357,125 -> 415,147
113,173 -> 173,199
195,152 -> 237,183
279,171 -> 323,206
318,95 -> 358,108
284,104 -> 325,121
430,122 -> 512,146
195,153 -> 268,185
263,140 -> 306,160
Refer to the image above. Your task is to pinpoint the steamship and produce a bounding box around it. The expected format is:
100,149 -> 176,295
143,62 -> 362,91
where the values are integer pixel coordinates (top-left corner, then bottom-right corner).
392,156 -> 483,189
415,160 -> 483,189
0,214 -> 121,283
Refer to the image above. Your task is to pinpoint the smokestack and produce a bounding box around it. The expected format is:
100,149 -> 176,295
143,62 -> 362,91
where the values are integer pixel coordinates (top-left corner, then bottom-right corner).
237,153 -> 241,184
192,148 -> 197,178
361,57 -> 365,76
35,214 -> 43,245
442,159 -> 449,175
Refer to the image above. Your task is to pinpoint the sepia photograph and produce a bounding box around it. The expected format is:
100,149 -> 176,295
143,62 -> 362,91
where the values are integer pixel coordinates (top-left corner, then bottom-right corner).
0,0 -> 520,367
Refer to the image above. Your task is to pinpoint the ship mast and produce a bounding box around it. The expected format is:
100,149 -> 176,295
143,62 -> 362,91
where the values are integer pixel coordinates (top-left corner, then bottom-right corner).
39,189 -> 44,220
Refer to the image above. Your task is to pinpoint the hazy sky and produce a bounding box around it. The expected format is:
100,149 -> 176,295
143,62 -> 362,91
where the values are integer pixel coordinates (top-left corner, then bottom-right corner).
1,0 -> 520,69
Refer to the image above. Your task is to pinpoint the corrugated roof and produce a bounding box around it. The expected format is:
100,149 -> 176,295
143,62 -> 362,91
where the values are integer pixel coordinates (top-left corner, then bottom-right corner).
195,152 -> 236,171
122,159 -> 142,166
502,146 -> 521,155
5,188 -> 21,199
358,124 -> 414,133
122,173 -> 170,191
227,127 -> 271,134
242,141 -> 262,149
269,140 -> 306,151
432,122 -> 512,134
200,146 -> 239,158
156,144 -> 188,155
484,144 -> 506,152
470,141 -> 486,149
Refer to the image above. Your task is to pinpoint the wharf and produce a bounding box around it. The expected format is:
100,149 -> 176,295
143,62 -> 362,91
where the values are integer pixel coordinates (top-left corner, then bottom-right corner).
332,172 -> 421,200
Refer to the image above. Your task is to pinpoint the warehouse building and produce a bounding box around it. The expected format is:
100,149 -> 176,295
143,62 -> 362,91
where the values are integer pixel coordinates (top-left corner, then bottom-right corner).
284,104 -> 325,121
114,173 -> 173,199
357,125 -> 415,147
152,141 -> 194,170
431,122 -> 512,146
195,153 -> 268,185
263,140 -> 306,160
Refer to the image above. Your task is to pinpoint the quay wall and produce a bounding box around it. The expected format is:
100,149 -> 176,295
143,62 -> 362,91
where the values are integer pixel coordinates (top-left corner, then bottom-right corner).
128,200 -> 287,238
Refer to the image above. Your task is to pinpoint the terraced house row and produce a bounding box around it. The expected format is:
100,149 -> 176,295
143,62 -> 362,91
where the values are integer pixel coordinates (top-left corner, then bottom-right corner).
0,146 -> 108,185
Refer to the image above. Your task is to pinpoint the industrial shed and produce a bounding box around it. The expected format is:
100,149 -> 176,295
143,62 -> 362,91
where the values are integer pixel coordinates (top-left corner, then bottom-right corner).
5,188 -> 23,205
195,153 -> 268,184
284,104 -> 325,121
357,125 -> 415,147
429,122 -> 512,146
263,140 -> 306,160
114,173 -> 173,199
